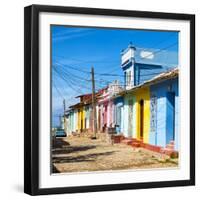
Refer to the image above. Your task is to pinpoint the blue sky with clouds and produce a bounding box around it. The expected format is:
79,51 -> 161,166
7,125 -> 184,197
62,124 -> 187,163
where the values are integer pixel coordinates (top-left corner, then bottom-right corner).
51,25 -> 179,127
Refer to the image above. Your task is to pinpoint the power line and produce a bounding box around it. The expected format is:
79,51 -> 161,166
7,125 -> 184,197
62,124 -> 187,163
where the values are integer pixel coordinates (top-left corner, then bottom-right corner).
53,65 -> 104,99
53,65 -> 92,90
54,61 -> 171,79
54,62 -> 90,74
53,66 -> 102,98
53,74 -> 77,97
52,81 -> 64,99
53,42 -> 177,79
136,32 -> 177,52
53,68 -> 80,93
53,62 -> 175,89
53,66 -> 84,94
139,42 -> 178,60
54,55 -> 119,64
52,41 -> 178,110
54,63 -> 114,85
52,77 -> 80,109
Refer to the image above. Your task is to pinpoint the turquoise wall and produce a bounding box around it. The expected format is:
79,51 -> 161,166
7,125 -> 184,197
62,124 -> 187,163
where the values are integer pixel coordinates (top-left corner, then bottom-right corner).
149,78 -> 179,150
114,96 -> 124,134
123,94 -> 136,138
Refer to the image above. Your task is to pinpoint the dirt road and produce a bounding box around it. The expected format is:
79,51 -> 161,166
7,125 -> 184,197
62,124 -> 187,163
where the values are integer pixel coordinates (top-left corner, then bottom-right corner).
52,136 -> 178,173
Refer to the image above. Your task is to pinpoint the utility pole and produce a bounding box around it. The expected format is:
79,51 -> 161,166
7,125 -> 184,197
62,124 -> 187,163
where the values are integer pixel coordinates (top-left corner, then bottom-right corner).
91,67 -> 97,139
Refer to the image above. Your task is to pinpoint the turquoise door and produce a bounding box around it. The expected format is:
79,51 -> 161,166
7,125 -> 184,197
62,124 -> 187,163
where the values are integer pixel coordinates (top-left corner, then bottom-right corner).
166,92 -> 175,144
116,106 -> 122,133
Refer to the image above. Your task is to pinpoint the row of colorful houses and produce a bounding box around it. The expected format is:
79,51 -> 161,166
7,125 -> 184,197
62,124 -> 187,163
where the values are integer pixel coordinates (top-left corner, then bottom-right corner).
64,44 -> 179,152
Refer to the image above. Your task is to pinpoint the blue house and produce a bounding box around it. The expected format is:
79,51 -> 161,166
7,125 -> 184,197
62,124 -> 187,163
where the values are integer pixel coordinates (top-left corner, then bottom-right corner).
149,73 -> 179,150
118,44 -> 179,155
121,43 -> 167,89
113,96 -> 124,134
120,43 -> 169,140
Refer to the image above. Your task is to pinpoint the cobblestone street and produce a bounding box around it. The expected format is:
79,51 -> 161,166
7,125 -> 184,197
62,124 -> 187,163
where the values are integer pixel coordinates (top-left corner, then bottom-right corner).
52,136 -> 178,173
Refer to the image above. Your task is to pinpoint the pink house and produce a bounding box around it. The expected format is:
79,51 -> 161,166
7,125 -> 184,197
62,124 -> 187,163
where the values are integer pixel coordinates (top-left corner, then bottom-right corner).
96,81 -> 123,133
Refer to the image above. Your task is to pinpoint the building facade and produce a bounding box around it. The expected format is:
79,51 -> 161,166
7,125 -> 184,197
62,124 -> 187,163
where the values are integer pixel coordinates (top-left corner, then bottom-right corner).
149,76 -> 179,150
64,44 -> 179,155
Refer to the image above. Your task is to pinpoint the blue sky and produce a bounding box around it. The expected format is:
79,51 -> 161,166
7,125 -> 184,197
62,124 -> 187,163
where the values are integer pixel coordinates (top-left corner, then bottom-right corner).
51,25 -> 179,127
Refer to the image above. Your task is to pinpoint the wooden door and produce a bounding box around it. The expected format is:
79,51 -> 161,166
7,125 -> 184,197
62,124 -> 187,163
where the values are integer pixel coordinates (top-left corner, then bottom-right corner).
139,100 -> 144,140
98,107 -> 101,131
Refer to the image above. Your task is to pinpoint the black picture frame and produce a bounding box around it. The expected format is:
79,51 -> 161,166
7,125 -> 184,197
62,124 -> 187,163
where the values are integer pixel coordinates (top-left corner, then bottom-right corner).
24,4 -> 195,196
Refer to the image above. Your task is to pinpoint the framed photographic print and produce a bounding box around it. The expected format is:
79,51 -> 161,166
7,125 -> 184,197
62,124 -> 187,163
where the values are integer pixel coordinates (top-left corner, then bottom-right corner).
24,4 -> 195,195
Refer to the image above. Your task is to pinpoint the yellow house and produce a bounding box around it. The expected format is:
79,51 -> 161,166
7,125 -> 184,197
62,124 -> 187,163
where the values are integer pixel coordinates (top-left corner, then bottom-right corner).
77,108 -> 82,131
77,107 -> 86,132
70,103 -> 84,132
69,93 -> 94,133
135,86 -> 150,143
71,93 -> 92,133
